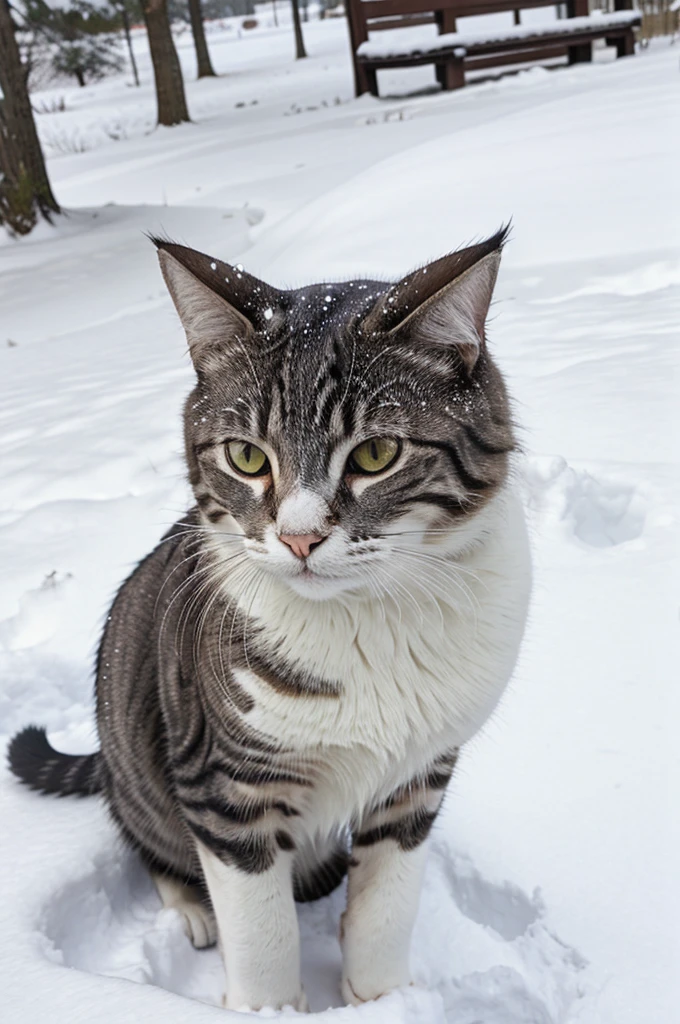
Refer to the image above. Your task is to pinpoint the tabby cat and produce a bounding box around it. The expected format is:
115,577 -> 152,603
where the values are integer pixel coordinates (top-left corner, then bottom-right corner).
9,229 -> 531,1012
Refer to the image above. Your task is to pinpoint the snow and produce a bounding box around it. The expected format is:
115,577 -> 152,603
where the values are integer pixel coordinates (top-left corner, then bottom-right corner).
357,12 -> 641,60
1,15 -> 679,1024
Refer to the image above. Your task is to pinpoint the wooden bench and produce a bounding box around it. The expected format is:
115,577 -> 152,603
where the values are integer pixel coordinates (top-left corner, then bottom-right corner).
345,0 -> 641,96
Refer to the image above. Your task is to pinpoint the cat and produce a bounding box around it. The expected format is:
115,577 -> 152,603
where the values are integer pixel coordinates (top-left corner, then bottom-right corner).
8,228 -> 531,1013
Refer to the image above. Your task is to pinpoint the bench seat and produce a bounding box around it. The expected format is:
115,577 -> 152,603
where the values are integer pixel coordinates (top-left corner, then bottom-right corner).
357,10 -> 640,61
348,1 -> 641,96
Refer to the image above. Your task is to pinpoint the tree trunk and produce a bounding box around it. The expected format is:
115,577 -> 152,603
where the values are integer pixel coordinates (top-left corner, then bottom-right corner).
141,0 -> 190,126
290,0 -> 306,58
187,0 -> 216,78
75,68 -> 85,87
0,0 -> 60,236
121,5 -> 140,87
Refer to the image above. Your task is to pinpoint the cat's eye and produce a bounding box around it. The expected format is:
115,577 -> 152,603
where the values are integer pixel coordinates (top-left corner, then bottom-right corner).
348,438 -> 401,475
226,440 -> 270,477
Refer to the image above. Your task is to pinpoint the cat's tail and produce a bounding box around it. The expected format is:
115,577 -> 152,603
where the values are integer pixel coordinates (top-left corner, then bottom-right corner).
7,725 -> 104,797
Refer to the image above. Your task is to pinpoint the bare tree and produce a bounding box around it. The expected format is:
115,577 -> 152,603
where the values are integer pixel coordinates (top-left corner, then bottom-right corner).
0,0 -> 60,235
290,0 -> 306,58
141,0 -> 190,125
187,0 -> 215,78
114,0 -> 140,86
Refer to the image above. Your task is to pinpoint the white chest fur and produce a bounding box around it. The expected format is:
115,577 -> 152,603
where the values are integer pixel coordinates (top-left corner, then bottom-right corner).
229,487 -> 531,829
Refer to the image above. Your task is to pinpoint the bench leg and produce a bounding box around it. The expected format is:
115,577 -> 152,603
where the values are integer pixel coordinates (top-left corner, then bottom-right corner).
436,58 -> 465,90
568,42 -> 592,64
606,30 -> 635,57
356,63 -> 379,98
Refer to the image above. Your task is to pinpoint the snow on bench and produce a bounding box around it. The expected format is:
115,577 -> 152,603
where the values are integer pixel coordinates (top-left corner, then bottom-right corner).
357,11 -> 641,59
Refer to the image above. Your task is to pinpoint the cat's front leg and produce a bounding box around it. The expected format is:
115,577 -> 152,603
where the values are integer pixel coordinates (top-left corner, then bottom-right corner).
341,838 -> 429,1005
341,754 -> 456,1005
195,841 -> 305,1012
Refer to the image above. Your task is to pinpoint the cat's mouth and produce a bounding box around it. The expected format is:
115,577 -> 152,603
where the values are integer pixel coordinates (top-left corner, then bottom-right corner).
284,564 -> 361,601
295,566 -> 337,588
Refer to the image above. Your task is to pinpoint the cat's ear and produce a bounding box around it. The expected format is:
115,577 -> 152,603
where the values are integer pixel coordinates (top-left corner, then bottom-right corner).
362,229 -> 507,374
152,238 -> 281,369
158,250 -> 253,367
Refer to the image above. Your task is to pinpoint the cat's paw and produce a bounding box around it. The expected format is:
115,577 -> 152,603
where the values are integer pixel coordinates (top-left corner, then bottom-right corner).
342,976 -> 369,1006
153,874 -> 217,949
177,903 -> 217,949
341,974 -> 412,1006
222,988 -> 309,1013
293,989 -> 310,1013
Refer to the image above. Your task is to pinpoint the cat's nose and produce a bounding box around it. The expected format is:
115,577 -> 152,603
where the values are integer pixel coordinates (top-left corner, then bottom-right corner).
278,533 -> 327,559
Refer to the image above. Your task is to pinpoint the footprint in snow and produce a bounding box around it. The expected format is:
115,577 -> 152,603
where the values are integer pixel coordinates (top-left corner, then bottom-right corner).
523,455 -> 646,548
39,837 -> 588,1020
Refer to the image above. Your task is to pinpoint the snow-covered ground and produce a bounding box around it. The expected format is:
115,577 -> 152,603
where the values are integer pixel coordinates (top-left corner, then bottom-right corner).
1,15 -> 679,1024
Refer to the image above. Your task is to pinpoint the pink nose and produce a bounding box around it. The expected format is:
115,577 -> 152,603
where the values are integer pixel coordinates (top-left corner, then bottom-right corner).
278,533 -> 326,559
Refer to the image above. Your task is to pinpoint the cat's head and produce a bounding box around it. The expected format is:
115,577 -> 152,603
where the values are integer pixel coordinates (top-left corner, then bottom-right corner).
155,232 -> 515,602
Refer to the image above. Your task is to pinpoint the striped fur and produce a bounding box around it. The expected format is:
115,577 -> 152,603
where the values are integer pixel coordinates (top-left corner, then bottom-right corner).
8,231 -> 531,1012
8,725 -> 103,797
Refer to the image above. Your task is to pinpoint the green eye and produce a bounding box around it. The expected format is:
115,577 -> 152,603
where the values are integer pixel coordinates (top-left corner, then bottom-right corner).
348,438 -> 400,475
226,440 -> 270,477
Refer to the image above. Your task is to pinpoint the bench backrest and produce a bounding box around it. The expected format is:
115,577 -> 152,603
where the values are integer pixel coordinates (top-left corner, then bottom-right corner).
361,0 -> 559,18
347,0 -> 588,46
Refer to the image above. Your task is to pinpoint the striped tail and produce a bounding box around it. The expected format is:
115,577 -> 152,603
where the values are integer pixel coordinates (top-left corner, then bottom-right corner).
8,725 -> 103,797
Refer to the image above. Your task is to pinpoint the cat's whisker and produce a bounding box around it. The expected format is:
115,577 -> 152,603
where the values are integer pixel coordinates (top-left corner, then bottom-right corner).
382,534 -> 435,541
386,562 -> 446,632
171,523 -> 246,542
241,564 -> 272,677
395,544 -> 482,590
158,562 -> 216,648
154,542 -> 234,620
203,560 -> 257,712
362,571 -> 388,624
176,566 -> 227,658
194,553 -> 252,640
215,582 -> 248,712
152,528 -> 207,547
373,563 -> 424,627
161,552 -> 247,656
191,557 -> 251,674
396,546 -> 485,601
395,550 -> 482,623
